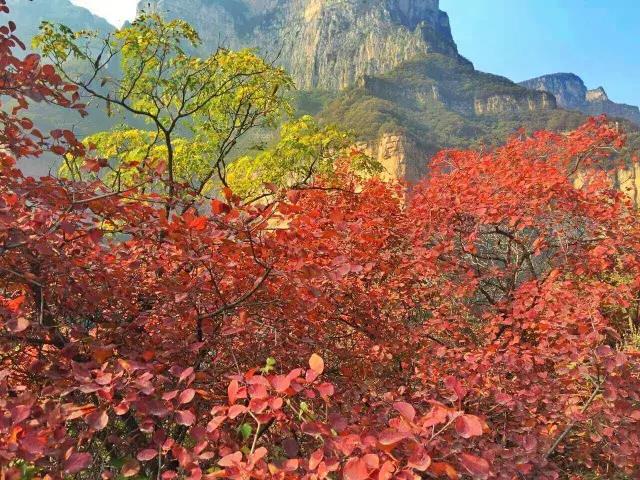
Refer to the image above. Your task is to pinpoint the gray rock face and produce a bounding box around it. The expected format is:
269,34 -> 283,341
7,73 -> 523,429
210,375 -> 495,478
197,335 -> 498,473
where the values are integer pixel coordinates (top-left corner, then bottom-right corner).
519,73 -> 586,110
586,87 -> 608,103
520,73 -> 640,125
137,0 -> 462,90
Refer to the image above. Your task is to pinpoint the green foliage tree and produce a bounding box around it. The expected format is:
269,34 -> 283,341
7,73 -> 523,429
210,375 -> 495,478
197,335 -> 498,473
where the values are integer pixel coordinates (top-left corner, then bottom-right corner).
34,14 -> 293,211
227,115 -> 382,200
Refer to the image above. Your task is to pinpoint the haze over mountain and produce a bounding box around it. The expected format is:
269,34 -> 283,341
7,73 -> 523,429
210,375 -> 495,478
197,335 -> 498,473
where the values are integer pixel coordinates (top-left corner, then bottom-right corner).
8,0 -> 112,41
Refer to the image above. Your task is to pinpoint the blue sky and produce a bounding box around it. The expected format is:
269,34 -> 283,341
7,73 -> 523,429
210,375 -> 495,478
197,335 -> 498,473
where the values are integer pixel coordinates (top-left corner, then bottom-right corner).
70,0 -> 640,107
442,0 -> 640,106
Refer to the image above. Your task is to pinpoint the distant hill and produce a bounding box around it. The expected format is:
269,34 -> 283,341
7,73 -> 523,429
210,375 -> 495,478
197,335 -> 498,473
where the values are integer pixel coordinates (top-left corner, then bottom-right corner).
8,0 -> 113,42
520,73 -> 640,126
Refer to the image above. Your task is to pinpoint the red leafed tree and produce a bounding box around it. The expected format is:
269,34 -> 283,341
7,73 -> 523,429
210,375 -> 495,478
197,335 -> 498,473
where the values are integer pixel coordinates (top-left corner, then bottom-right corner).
1,2 -> 640,479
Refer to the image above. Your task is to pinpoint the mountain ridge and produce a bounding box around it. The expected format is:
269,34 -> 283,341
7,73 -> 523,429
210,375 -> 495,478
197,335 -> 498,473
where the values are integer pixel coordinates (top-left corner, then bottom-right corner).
520,73 -> 640,125
8,0 -> 113,44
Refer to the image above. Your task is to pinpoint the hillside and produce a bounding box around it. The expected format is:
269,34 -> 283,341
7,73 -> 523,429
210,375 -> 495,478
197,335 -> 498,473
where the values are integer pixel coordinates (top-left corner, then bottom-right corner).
8,0 -> 113,42
318,55 -> 593,181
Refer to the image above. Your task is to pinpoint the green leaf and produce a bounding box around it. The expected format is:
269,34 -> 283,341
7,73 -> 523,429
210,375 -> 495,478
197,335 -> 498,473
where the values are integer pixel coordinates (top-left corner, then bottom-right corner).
238,422 -> 253,441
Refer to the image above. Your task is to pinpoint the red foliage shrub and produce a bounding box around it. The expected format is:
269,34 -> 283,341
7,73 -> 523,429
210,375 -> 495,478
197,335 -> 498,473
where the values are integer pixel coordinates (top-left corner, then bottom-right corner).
1,3 -> 639,479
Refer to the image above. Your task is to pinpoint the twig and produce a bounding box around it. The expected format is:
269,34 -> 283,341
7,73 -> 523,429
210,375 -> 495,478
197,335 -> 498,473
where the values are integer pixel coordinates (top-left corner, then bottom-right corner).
544,382 -> 602,459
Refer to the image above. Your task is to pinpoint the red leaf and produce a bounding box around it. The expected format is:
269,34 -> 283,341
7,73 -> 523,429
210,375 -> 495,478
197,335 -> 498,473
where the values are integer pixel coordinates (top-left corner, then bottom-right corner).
10,404 -> 31,424
454,414 -> 484,439
228,379 -> 239,404
189,217 -> 207,231
211,199 -> 230,215
218,451 -> 242,467
408,448 -> 432,472
206,415 -> 225,432
459,453 -> 490,479
343,457 -> 369,480
137,449 -> 158,461
316,382 -> 334,398
430,462 -> 459,480
50,145 -> 66,155
179,367 -> 194,384
444,376 -> 468,401
271,375 -> 291,393
378,429 -> 407,446
7,316 -> 29,333
121,459 -> 140,477
309,449 -> 324,470
175,410 -> 195,426
228,404 -> 246,419
178,389 -> 196,405
86,409 -> 109,431
393,401 -> 416,422
64,452 -> 92,474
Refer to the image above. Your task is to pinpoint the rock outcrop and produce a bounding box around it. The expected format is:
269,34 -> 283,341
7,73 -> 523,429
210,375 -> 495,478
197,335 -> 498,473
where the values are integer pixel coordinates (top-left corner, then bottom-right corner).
520,73 -> 640,126
138,0 -> 463,90
473,92 -> 556,115
359,133 -> 426,184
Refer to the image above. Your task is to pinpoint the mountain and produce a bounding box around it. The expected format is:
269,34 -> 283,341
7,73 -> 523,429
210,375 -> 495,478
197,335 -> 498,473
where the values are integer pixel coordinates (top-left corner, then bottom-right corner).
138,0 -> 464,90
8,0 -> 113,44
319,54 -> 588,182
8,0 -> 639,184
136,0 -> 610,181
520,73 -> 640,126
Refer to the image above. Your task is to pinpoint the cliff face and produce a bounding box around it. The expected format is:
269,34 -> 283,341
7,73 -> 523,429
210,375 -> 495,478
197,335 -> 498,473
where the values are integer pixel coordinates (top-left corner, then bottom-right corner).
582,87 -> 640,125
519,73 -> 587,109
359,133 -> 426,184
520,73 -> 640,126
473,92 -> 556,115
138,0 -> 462,90
359,59 -> 556,118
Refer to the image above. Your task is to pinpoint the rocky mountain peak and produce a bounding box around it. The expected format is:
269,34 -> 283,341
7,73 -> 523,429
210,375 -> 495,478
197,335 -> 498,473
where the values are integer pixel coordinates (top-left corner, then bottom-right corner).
520,73 -> 640,125
518,73 -> 587,109
586,87 -> 609,103
137,0 -> 461,90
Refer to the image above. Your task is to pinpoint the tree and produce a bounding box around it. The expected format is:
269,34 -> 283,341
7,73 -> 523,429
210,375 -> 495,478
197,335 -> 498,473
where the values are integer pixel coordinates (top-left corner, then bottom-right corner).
226,115 -> 381,200
34,13 -> 292,211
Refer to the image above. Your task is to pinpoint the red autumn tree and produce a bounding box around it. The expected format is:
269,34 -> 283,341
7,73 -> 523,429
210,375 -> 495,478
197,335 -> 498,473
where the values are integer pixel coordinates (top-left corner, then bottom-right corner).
1,2 -> 640,479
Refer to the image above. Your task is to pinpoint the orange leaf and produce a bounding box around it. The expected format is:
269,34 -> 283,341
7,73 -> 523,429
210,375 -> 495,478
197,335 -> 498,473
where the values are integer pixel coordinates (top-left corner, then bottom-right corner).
309,353 -> 324,375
